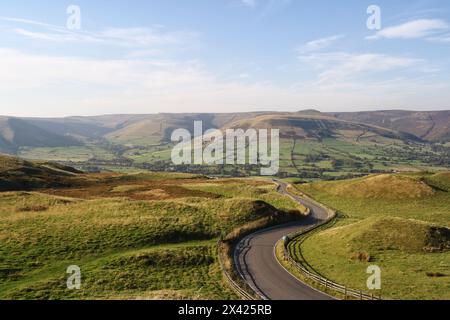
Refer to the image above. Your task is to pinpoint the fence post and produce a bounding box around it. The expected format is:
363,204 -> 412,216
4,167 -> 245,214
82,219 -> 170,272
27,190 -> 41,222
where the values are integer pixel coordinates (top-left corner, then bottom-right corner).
360,290 -> 363,300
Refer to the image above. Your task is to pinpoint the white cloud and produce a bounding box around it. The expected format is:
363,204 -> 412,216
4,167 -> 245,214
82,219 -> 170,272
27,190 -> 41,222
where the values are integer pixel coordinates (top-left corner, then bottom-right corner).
0,16 -> 198,49
13,28 -> 102,43
298,51 -> 420,84
368,19 -> 449,40
0,16 -> 56,29
0,48 -> 211,93
297,35 -> 345,53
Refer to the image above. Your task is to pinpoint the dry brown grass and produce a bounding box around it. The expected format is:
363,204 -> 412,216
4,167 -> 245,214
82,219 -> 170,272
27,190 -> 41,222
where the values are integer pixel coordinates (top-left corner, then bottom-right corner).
42,178 -> 222,201
15,205 -> 49,212
137,189 -> 170,199
350,252 -> 372,262
318,174 -> 435,199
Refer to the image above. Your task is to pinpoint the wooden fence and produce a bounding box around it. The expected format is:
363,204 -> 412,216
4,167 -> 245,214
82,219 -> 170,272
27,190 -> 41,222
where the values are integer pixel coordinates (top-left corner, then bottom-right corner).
282,189 -> 382,300
217,241 -> 257,300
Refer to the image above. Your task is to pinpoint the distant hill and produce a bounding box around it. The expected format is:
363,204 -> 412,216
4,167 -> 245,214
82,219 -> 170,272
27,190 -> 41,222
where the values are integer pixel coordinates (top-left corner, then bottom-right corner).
0,117 -> 83,153
1,110 -> 449,177
227,112 -> 422,142
2,110 -> 449,154
102,113 -> 268,145
331,110 -> 450,142
13,113 -> 257,143
24,117 -> 116,141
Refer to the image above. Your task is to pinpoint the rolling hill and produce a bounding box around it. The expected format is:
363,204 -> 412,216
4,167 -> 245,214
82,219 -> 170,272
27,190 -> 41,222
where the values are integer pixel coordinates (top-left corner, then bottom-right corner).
331,110 -> 450,142
22,113 -> 268,146
0,117 -> 83,153
0,154 -> 82,191
1,110 -> 450,177
333,216 -> 450,254
294,172 -> 450,299
2,110 -> 434,150
227,112 -> 422,141
307,174 -> 436,199
0,110 -> 445,150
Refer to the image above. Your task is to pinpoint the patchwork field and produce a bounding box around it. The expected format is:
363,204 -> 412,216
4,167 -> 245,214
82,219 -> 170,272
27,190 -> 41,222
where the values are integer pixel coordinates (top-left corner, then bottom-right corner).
5,112 -> 449,179
291,173 -> 450,300
21,136 -> 450,179
0,155 -> 306,299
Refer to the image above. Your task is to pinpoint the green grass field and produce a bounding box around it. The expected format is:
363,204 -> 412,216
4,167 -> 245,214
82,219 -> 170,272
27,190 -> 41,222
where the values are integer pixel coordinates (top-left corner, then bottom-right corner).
0,163 -> 306,300
291,172 -> 450,300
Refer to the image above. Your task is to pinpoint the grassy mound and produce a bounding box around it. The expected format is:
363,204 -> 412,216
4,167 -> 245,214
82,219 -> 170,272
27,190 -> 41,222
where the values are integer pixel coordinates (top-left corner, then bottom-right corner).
1,242 -> 227,300
424,172 -> 450,192
297,172 -> 450,225
0,194 -> 277,268
184,180 -> 307,214
295,173 -> 450,299
0,192 -> 279,299
0,154 -> 82,191
320,217 -> 450,255
298,217 -> 450,299
308,174 -> 435,199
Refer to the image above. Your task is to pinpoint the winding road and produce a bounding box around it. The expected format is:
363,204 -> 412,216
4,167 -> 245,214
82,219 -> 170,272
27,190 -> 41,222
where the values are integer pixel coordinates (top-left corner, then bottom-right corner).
234,180 -> 335,300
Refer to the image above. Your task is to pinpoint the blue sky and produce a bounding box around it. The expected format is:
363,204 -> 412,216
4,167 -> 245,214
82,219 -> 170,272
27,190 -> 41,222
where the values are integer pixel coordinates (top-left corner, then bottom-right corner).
1,0 -> 450,116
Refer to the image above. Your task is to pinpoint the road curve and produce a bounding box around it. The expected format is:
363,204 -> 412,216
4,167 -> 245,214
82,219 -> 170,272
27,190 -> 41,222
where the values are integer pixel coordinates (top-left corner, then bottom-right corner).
234,180 -> 335,300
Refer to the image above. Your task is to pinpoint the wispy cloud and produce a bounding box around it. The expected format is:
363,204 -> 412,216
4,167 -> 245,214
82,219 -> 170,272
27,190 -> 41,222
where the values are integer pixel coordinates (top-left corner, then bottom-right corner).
0,47 -> 447,116
0,16 -> 198,49
367,19 -> 449,40
298,51 -> 421,84
13,28 -> 102,43
297,35 -> 345,53
0,48 -> 209,92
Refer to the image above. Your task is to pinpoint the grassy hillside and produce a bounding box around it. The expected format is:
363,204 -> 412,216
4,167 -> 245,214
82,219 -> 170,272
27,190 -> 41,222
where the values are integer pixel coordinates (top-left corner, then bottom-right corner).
26,113 -> 266,146
0,159 -> 306,299
332,110 -> 450,142
0,117 -> 82,153
228,113 -> 420,141
291,173 -> 450,299
307,174 -> 435,200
